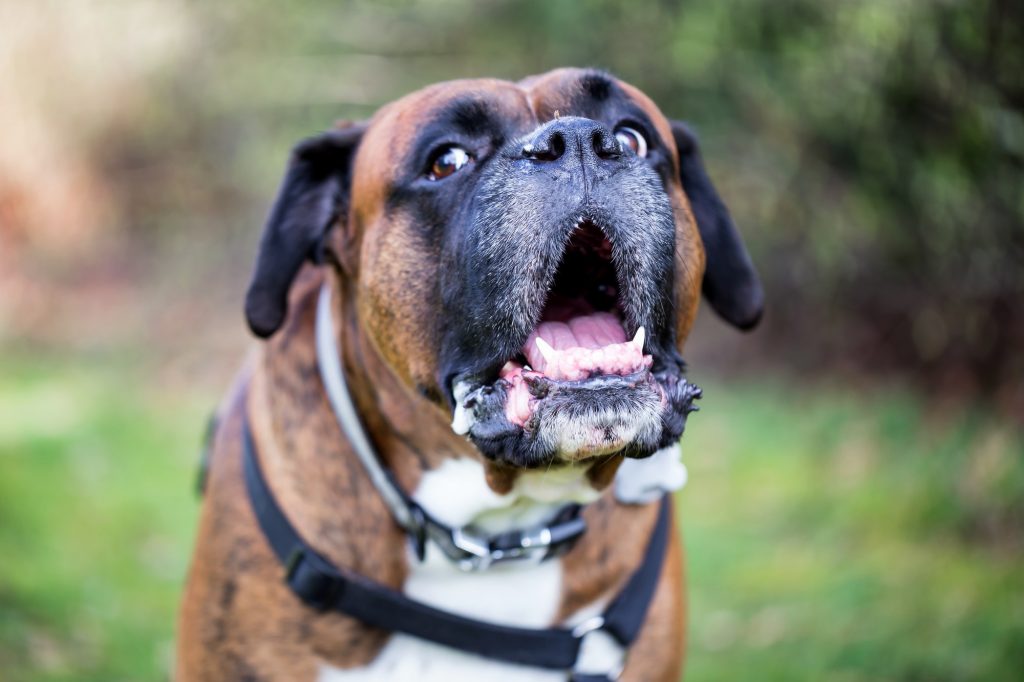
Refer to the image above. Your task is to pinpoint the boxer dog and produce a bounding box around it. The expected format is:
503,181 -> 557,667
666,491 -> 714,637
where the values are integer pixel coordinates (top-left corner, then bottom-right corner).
177,68 -> 762,681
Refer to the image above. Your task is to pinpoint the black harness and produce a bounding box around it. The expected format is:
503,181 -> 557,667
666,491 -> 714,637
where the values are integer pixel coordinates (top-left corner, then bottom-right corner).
237,282 -> 671,680
243,423 -> 669,681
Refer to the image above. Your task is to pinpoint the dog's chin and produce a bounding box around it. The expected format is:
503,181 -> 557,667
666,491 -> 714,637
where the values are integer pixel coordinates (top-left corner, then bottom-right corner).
452,364 -> 700,468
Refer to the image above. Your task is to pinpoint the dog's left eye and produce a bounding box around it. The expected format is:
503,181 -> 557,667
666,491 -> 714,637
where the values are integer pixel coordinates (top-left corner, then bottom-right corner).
427,145 -> 473,181
614,126 -> 648,158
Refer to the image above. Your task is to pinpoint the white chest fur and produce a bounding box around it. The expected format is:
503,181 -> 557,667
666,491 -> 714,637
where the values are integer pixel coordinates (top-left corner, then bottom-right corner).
318,446 -> 685,681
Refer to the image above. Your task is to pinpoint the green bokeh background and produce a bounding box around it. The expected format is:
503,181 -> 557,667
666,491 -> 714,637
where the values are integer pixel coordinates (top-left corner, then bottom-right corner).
1,1 -> 1021,680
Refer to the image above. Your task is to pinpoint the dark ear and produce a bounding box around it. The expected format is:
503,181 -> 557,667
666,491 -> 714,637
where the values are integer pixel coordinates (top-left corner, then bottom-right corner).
671,121 -> 764,330
244,124 -> 365,338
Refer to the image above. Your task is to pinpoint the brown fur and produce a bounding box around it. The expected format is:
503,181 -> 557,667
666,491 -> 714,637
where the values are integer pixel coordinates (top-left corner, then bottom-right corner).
178,69 -> 701,681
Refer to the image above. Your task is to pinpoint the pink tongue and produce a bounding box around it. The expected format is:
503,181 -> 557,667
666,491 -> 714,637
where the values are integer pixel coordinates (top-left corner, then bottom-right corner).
499,312 -> 653,426
523,312 -> 646,381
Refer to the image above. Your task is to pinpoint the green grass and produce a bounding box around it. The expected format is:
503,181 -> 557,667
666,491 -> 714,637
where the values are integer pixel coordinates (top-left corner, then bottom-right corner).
0,354 -> 206,682
679,379 -> 1024,681
1,353 -> 1021,680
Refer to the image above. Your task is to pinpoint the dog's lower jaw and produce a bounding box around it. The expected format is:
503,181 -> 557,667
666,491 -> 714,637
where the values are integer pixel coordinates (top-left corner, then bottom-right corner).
451,367 -> 700,469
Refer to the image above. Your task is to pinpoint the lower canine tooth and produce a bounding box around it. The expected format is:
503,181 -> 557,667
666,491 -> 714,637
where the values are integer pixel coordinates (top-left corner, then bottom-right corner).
631,326 -> 646,353
535,337 -> 558,366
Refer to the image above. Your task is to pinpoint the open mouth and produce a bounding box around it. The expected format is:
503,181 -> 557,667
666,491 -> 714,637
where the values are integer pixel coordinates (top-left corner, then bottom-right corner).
451,219 -> 701,466
499,222 -> 654,426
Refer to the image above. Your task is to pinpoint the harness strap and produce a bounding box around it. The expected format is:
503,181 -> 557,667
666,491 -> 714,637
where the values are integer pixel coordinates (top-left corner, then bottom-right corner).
243,421 -> 670,675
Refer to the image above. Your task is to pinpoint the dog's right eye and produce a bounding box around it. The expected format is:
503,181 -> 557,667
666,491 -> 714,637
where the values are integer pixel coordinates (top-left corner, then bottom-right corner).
427,145 -> 473,181
614,126 -> 648,158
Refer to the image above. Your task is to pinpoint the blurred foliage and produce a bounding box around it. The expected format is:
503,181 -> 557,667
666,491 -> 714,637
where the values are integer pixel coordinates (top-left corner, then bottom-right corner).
1,354 -> 1021,680
2,0 -> 1021,401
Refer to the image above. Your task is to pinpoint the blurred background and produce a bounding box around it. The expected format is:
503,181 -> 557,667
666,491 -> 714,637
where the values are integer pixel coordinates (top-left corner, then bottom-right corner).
1,0 -> 1021,680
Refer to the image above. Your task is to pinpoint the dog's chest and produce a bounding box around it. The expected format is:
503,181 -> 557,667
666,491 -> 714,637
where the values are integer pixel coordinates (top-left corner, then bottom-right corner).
316,458 -> 596,681
316,448 -> 685,680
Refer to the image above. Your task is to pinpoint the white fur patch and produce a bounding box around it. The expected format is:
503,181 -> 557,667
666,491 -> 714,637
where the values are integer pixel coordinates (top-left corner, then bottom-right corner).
614,443 -> 688,503
412,457 -> 602,532
450,381 -> 475,436
548,401 -> 663,460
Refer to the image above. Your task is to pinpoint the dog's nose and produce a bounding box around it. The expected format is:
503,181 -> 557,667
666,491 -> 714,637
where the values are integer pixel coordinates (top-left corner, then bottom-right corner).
521,117 -> 622,163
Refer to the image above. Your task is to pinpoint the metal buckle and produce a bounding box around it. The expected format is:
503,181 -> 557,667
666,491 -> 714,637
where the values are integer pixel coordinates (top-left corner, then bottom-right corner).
449,524 -> 555,572
492,526 -> 554,564
572,615 -> 606,639
415,505 -> 582,571
450,527 -> 493,571
571,616 -> 625,681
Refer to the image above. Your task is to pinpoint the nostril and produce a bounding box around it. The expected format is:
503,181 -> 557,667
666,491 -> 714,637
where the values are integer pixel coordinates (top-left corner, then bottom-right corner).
549,132 -> 566,159
593,129 -> 621,159
523,131 -> 566,161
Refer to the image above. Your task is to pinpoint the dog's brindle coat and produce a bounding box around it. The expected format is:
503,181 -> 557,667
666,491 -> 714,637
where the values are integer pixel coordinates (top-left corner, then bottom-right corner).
177,68 -> 761,681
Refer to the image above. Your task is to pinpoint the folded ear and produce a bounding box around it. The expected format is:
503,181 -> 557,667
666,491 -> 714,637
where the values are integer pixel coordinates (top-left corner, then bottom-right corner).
671,121 -> 764,330
244,123 -> 366,338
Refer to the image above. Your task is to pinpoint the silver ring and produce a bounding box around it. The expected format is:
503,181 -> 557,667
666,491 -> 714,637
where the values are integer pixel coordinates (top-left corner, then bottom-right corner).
571,615 -> 605,639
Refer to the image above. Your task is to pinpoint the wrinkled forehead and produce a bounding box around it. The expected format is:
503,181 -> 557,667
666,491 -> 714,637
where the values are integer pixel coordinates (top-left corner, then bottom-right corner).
353,70 -> 677,184
520,68 -> 676,151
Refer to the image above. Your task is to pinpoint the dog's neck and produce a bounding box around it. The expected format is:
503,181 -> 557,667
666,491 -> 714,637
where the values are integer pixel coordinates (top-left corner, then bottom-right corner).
326,268 -> 621,535
251,268 -> 610,545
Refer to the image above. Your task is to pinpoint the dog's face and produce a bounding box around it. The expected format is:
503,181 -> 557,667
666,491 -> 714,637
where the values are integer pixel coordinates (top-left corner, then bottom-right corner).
245,68 -> 762,469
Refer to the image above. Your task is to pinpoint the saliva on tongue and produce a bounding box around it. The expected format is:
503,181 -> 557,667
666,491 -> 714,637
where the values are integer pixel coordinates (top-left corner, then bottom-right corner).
499,310 -> 652,426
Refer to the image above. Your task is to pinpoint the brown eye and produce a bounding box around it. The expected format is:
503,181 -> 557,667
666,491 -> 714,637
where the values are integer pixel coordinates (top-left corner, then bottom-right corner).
614,126 -> 648,158
428,145 -> 472,180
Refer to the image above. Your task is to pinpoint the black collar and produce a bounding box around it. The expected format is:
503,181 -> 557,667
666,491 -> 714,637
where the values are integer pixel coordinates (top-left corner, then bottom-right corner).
242,419 -> 671,681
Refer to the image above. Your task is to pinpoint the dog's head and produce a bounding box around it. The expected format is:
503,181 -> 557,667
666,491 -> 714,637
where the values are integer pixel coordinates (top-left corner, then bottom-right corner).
245,68 -> 762,469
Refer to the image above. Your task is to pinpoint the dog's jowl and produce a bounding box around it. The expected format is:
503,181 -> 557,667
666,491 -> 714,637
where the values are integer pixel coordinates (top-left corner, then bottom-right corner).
177,68 -> 762,682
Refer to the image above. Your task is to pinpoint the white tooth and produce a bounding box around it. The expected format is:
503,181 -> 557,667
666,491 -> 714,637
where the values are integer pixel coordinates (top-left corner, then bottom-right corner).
631,326 -> 646,353
523,364 -> 533,371
535,337 -> 558,366
451,403 -> 473,435
453,380 -> 473,402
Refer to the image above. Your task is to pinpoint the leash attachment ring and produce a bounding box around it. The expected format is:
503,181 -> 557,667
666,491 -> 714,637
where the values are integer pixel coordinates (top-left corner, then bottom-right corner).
570,616 -> 626,681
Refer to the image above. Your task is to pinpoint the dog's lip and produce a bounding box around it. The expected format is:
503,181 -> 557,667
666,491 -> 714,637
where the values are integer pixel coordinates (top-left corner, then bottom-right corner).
499,360 -> 663,429
448,351 -> 689,455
